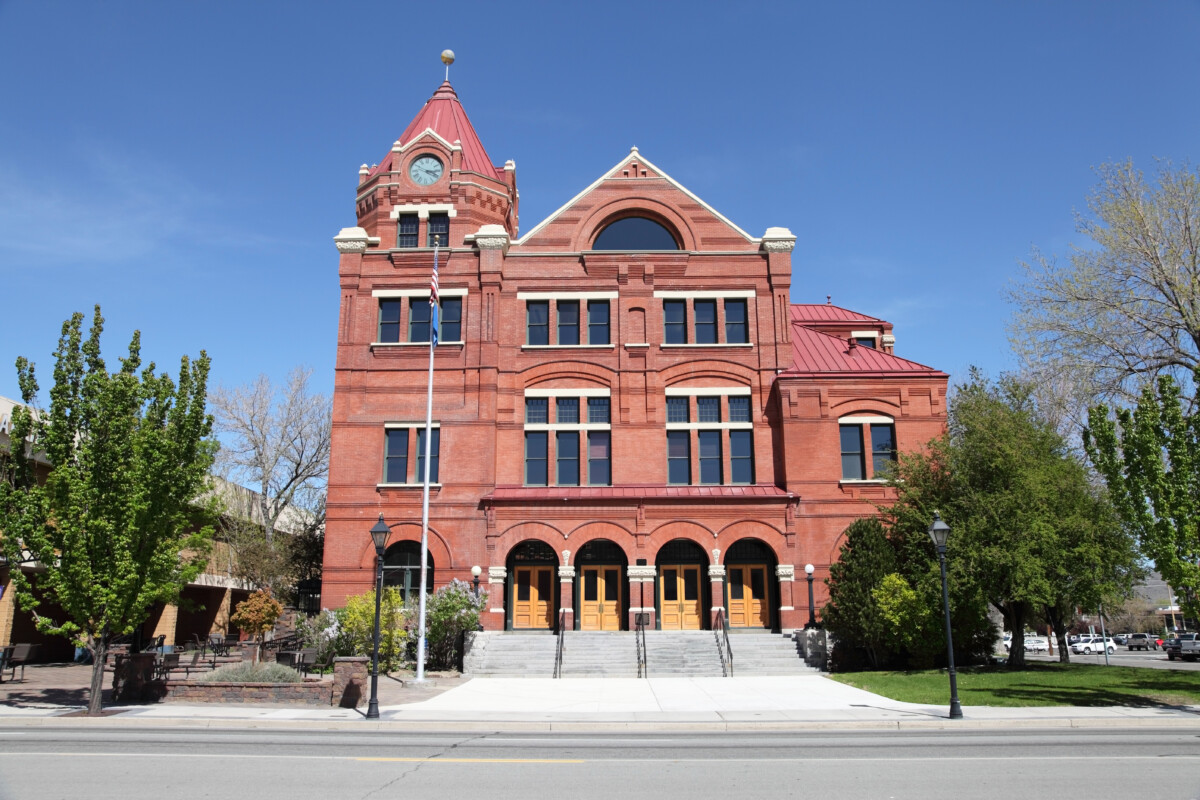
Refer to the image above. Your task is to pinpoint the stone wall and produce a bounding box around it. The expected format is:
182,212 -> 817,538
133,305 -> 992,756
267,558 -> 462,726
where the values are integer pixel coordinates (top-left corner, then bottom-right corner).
162,680 -> 330,705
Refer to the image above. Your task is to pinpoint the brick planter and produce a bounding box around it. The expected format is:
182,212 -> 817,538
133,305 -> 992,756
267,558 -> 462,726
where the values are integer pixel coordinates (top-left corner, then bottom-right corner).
162,679 -> 331,705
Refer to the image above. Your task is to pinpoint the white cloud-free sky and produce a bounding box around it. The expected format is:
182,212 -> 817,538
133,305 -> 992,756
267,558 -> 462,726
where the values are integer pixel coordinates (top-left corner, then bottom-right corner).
1,1 -> 1197,402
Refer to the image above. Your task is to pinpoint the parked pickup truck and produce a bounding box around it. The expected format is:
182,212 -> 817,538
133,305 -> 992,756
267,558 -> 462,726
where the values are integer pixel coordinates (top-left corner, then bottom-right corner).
1126,633 -> 1158,651
1165,632 -> 1199,662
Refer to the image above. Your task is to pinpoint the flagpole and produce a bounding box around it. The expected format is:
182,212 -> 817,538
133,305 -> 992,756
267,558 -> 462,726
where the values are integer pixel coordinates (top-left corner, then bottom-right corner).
416,236 -> 439,682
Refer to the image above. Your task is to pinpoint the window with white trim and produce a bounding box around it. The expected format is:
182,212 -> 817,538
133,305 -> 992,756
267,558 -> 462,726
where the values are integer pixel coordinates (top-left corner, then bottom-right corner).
664,388 -> 754,485
382,425 -> 440,485
838,414 -> 896,481
519,293 -> 615,347
655,291 -> 753,346
373,289 -> 466,345
523,390 -> 611,486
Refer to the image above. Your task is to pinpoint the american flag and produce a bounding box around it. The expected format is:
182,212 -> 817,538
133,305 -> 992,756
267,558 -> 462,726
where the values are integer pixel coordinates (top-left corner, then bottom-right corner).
430,236 -> 440,346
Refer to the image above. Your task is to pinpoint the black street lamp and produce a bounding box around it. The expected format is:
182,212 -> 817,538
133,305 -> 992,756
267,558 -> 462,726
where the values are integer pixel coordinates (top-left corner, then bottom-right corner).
928,512 -> 963,720
804,563 -> 817,629
366,514 -> 391,720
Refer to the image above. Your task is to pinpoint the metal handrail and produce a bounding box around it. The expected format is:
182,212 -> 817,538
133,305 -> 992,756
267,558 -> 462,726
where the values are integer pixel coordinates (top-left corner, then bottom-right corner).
553,609 -> 566,678
635,613 -> 648,678
714,608 -> 733,677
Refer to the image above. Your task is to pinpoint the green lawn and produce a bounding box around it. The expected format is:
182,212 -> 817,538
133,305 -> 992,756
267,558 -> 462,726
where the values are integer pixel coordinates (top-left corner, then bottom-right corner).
830,663 -> 1200,707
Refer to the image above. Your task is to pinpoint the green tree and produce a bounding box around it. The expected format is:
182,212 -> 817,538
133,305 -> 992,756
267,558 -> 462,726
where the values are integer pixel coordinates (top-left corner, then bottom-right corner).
335,587 -> 408,671
822,518 -> 900,669
886,370 -> 1138,667
1085,371 -> 1200,622
0,307 -> 216,715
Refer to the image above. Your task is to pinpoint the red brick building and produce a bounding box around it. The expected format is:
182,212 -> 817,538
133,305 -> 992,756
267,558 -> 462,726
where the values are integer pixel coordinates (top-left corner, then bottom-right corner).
322,81 -> 948,633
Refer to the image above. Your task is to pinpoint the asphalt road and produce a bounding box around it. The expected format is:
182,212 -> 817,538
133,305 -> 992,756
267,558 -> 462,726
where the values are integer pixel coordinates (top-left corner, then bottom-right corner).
0,726 -> 1197,800
1018,647 -> 1200,671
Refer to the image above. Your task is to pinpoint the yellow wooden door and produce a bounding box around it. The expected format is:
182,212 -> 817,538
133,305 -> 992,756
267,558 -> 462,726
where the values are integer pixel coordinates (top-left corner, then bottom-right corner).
728,564 -> 769,628
580,566 -> 623,631
659,565 -> 703,630
513,566 -> 554,629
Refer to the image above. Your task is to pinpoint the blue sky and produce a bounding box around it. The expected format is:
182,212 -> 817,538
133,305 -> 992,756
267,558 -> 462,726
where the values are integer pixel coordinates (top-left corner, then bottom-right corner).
1,1 -> 1197,404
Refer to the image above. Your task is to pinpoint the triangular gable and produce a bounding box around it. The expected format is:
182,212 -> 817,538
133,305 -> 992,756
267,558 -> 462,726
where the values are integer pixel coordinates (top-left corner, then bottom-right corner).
515,148 -> 757,246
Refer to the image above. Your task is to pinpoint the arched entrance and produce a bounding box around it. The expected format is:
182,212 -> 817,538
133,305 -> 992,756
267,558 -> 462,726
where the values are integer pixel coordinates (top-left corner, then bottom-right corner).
655,539 -> 709,630
724,539 -> 776,629
575,539 -> 627,631
382,541 -> 435,605
506,540 -> 558,631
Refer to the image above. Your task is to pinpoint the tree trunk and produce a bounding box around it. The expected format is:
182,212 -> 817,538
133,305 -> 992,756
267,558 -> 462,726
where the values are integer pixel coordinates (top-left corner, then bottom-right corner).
1005,603 -> 1027,669
87,634 -> 108,716
1045,605 -> 1071,664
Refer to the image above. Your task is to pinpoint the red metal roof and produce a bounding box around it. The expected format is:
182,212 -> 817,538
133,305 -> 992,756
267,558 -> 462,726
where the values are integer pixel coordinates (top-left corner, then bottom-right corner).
787,323 -> 946,377
791,303 -> 885,325
485,485 -> 792,502
369,82 -> 502,181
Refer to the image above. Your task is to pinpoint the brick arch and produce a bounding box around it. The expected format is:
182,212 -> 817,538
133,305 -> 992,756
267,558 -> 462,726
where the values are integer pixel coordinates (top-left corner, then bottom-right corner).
563,521 -> 636,565
519,361 -> 615,390
715,520 -> 789,564
492,521 -> 569,565
574,197 -> 698,252
646,520 -> 718,562
658,361 -> 757,390
829,397 -> 902,417
356,522 -> 452,571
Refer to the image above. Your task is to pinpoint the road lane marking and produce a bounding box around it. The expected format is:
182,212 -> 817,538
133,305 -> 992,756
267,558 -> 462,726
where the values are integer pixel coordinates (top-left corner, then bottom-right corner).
0,753 -> 1197,763
356,757 -> 585,764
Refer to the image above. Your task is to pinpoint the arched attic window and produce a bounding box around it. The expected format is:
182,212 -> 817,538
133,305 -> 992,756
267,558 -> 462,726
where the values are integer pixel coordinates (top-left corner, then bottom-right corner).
592,216 -> 680,250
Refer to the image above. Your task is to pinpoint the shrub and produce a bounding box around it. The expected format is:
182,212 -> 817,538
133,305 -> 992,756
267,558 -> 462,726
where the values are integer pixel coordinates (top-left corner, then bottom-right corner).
231,590 -> 284,660
335,587 -> 408,671
200,662 -> 302,683
420,579 -> 487,670
295,608 -> 340,668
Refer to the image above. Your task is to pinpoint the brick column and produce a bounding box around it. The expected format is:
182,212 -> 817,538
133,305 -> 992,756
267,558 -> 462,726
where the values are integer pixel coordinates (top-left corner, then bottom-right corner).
708,564 -> 726,628
152,603 -> 179,647
215,589 -> 233,634
0,571 -> 16,646
776,564 -> 797,631
485,566 -> 507,631
558,565 -> 575,631
627,566 -> 656,629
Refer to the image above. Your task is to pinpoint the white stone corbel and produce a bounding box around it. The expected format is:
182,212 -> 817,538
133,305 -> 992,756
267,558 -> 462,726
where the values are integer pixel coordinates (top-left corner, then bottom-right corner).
761,226 -> 796,253
334,227 -> 369,254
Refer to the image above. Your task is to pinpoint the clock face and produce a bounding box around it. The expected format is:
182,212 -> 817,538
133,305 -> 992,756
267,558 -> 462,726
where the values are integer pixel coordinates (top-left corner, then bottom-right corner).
409,155 -> 443,186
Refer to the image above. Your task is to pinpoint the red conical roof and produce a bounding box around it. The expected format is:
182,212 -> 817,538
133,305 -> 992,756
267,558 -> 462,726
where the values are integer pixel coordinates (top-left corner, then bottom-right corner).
369,81 -> 502,181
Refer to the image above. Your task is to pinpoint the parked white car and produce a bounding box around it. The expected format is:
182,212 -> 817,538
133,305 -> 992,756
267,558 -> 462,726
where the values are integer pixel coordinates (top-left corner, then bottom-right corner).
1071,635 -> 1116,655
1003,634 -> 1049,653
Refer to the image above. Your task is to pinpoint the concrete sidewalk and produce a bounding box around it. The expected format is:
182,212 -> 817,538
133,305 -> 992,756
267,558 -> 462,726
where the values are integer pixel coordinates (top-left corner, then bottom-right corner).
1,664 -> 1198,731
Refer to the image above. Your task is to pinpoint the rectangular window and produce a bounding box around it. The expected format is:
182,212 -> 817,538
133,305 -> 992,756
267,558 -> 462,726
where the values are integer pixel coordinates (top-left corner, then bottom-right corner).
415,428 -> 440,483
666,396 -> 690,423
694,300 -> 717,344
556,397 -> 579,424
397,214 -> 418,248
855,337 -> 876,349
667,431 -> 691,484
663,300 -> 687,344
729,430 -> 754,484
557,432 -> 580,485
697,396 -> 721,423
588,431 -> 611,485
557,301 -> 580,346
871,424 -> 897,478
525,431 -> 548,485
409,299 -> 432,343
384,429 -> 409,483
730,568 -> 744,600
440,298 -> 462,342
587,397 -> 610,424
725,300 -> 748,344
525,397 -> 548,424
698,430 -> 722,484
379,300 -> 402,343
840,425 -> 865,481
728,396 -> 751,423
527,301 -> 549,345
427,213 -> 449,247
588,301 -> 610,345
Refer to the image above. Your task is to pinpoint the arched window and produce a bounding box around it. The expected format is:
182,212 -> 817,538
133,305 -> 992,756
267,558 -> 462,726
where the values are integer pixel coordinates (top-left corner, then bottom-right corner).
592,217 -> 679,250
382,541 -> 435,604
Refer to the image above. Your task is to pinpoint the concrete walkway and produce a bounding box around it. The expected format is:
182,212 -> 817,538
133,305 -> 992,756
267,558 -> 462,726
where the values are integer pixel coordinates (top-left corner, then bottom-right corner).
1,664 -> 1198,730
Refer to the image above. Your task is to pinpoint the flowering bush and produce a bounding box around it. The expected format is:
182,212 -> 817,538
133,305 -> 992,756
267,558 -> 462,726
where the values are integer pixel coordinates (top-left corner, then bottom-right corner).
420,579 -> 487,670
335,587 -> 409,672
295,608 -> 340,669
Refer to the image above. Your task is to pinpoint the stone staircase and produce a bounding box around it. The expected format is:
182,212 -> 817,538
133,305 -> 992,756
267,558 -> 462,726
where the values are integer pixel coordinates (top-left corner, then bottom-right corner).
726,630 -> 816,676
462,629 -> 813,678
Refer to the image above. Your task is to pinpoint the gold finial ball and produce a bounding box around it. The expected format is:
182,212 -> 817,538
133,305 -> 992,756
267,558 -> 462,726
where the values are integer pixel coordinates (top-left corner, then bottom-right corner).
441,50 -> 455,66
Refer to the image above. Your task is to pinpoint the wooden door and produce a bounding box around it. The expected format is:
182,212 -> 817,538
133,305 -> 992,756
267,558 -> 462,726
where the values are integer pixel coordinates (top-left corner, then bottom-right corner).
659,565 -> 703,630
513,566 -> 554,629
580,566 -> 622,631
728,564 -> 770,628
